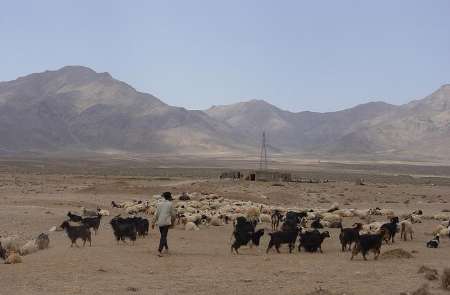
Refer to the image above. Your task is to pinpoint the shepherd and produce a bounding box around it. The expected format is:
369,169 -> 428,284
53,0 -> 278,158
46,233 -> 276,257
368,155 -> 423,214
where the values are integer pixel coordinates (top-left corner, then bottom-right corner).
152,192 -> 176,257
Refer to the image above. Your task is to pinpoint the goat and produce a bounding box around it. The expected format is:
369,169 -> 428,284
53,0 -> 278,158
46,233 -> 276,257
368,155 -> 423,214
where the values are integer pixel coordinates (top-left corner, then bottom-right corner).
81,214 -> 102,235
271,210 -> 283,230
60,221 -> 92,247
231,217 -> 263,254
67,211 -> 82,222
127,216 -> 149,237
0,242 -> 6,260
339,223 -> 362,252
427,235 -> 440,248
266,227 -> 300,254
311,218 -> 323,229
110,216 -> 137,244
81,207 -> 98,217
380,216 -> 399,244
351,229 -> 385,260
298,230 -> 330,253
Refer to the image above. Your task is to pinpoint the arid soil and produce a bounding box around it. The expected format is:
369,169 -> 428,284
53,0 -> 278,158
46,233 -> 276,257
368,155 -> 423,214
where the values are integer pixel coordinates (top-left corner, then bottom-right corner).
1,159 -> 450,295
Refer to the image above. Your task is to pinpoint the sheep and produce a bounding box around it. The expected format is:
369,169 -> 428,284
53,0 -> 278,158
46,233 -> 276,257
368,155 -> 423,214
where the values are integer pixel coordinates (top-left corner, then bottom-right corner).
259,214 -> 271,223
0,236 -> 20,252
36,233 -> 50,250
434,213 -> 450,221
400,220 -> 414,241
432,225 -> 450,237
60,221 -> 92,247
4,251 -> 22,264
185,221 -> 200,231
111,200 -> 139,208
354,209 -> 370,219
246,207 -> 260,223
19,240 -> 39,256
126,202 -> 150,215
97,208 -> 110,216
209,216 -> 223,226
339,223 -> 362,252
410,214 -> 422,224
335,209 -> 355,218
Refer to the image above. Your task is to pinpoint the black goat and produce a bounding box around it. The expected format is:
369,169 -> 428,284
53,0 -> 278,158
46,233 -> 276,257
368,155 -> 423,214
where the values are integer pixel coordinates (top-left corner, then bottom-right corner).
427,235 -> 440,248
67,211 -> 82,222
285,211 -> 307,224
60,221 -> 92,247
311,218 -> 323,229
128,216 -> 149,237
231,217 -> 263,254
298,230 -> 330,253
266,227 -> 300,253
351,229 -> 385,260
339,223 -> 362,252
81,214 -> 102,235
110,216 -> 137,244
381,216 -> 399,244
0,241 -> 6,260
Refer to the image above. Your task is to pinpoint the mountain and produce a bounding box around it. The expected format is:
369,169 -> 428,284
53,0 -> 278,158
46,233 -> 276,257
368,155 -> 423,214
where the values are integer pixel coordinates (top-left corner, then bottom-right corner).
0,66 -> 449,161
0,66 -> 249,154
206,100 -> 397,152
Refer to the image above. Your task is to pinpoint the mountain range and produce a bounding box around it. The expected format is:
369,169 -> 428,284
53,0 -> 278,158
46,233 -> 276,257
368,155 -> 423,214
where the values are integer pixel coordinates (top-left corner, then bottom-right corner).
0,66 -> 449,161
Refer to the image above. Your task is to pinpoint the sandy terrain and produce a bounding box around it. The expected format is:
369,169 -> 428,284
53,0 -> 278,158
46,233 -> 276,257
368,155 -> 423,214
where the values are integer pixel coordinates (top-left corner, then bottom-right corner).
1,159 -> 450,295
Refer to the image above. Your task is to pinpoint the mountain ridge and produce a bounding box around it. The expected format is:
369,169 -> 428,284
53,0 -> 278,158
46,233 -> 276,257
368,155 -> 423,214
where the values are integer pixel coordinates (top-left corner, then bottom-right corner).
0,66 -> 448,161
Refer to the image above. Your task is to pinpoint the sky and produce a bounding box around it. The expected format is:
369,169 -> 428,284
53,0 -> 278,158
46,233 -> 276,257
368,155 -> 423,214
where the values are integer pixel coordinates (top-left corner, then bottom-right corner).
1,1 -> 450,112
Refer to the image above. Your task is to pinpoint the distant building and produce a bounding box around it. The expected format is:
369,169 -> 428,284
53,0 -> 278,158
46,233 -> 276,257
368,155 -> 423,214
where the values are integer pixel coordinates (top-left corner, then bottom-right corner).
246,170 -> 292,182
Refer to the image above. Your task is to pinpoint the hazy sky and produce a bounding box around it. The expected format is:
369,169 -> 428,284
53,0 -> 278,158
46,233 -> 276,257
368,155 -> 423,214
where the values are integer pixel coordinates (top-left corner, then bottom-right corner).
1,1 -> 450,112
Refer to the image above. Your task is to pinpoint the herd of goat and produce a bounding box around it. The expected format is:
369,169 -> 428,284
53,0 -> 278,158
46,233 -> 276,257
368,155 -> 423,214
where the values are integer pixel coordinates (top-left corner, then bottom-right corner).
1,192 -> 449,264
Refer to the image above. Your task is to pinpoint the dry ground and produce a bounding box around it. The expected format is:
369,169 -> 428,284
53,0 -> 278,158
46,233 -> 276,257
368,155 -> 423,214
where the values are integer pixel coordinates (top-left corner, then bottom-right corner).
1,160 -> 450,295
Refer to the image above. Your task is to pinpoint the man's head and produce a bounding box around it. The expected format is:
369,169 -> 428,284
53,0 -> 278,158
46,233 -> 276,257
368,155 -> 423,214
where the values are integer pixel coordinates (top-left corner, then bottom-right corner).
162,191 -> 173,201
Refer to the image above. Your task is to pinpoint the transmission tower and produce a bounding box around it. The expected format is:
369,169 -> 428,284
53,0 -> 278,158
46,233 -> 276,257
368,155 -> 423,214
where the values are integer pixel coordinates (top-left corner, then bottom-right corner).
259,131 -> 268,170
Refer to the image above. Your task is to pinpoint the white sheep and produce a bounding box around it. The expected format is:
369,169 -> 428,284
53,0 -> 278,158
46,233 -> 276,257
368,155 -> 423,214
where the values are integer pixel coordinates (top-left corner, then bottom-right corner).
209,216 -> 223,226
433,224 -> 450,236
259,214 -> 271,223
185,222 -> 200,231
4,251 -> 22,264
19,240 -> 38,256
321,213 -> 342,224
0,236 -> 20,252
97,209 -> 110,216
399,220 -> 414,241
434,214 -> 450,221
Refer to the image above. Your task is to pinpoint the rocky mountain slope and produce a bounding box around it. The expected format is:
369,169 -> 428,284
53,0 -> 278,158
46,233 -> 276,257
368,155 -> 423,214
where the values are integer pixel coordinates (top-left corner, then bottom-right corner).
1,66 -> 448,160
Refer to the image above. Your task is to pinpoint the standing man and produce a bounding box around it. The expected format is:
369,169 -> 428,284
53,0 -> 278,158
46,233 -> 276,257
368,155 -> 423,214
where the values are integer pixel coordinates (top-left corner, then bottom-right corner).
152,191 -> 176,256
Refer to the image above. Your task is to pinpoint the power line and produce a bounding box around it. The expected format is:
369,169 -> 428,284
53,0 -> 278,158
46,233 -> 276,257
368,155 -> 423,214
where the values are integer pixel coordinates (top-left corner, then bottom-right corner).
259,131 -> 268,170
